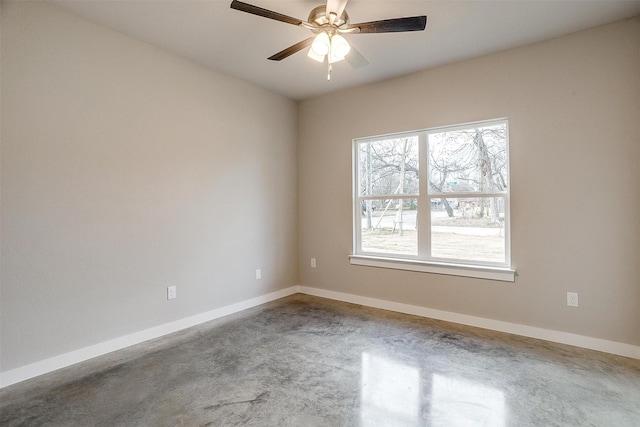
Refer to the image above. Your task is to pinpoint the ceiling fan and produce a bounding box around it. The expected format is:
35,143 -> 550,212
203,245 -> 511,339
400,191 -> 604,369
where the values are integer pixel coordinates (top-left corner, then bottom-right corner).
230,0 -> 427,80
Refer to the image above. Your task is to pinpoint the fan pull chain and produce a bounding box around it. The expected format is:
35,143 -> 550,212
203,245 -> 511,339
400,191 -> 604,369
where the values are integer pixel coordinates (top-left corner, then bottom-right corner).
327,62 -> 332,81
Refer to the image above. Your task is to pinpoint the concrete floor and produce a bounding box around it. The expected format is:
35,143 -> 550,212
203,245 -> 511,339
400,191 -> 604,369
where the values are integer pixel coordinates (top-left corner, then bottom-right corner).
1,294 -> 639,426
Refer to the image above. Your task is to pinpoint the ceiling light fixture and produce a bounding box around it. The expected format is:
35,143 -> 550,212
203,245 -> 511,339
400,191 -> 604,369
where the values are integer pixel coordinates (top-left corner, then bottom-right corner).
307,31 -> 352,80
310,32 -> 330,57
330,34 -> 351,60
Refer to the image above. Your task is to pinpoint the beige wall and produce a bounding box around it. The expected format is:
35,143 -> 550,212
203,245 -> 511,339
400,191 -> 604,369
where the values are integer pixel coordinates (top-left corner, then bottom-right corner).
0,2 -> 298,371
298,18 -> 640,346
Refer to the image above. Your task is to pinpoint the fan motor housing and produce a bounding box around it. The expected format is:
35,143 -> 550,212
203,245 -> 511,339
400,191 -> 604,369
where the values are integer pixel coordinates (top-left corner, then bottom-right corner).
307,5 -> 349,29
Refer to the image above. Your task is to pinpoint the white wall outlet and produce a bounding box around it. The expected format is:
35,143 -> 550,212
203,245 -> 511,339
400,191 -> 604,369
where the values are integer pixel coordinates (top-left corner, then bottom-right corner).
167,286 -> 177,300
256,269 -> 261,280
311,258 -> 316,268
567,292 -> 579,307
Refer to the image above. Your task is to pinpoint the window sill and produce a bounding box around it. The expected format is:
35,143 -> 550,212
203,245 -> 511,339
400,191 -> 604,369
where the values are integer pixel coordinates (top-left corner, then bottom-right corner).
349,255 -> 516,282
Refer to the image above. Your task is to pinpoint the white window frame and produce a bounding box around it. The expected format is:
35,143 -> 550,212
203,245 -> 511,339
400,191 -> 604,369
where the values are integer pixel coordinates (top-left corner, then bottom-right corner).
350,119 -> 515,282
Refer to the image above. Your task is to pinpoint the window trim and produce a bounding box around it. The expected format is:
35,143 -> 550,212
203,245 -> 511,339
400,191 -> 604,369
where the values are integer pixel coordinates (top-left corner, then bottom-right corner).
352,118 -> 514,280
349,255 -> 516,282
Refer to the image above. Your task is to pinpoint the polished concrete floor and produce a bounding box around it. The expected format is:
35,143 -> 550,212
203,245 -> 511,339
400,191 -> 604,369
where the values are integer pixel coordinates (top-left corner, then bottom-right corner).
1,294 -> 639,426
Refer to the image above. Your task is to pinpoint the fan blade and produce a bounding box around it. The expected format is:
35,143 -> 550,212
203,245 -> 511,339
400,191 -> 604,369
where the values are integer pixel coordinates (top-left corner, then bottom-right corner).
351,16 -> 427,34
230,0 -> 303,26
345,45 -> 368,69
326,0 -> 349,19
268,37 -> 315,61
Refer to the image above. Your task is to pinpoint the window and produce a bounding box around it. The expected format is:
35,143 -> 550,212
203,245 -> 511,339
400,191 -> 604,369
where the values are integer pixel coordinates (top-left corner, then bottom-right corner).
352,119 -> 514,281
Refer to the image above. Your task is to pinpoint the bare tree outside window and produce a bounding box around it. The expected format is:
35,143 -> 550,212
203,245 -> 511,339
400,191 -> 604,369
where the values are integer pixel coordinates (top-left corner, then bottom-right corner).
354,119 -> 510,267
358,136 -> 419,256
428,123 -> 508,263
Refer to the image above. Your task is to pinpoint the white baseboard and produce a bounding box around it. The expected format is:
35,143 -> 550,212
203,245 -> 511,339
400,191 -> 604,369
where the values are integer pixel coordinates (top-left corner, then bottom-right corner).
297,286 -> 640,360
3,284 -> 638,389
0,286 -> 298,389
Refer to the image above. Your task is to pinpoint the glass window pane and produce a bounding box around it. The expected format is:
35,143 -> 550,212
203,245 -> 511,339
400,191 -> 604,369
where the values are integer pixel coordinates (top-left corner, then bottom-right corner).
430,197 -> 506,263
358,137 -> 419,197
361,199 -> 417,256
428,123 -> 507,194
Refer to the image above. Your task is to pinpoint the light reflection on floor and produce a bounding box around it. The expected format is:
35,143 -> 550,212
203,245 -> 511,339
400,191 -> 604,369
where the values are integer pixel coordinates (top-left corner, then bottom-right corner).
431,374 -> 505,427
360,352 -> 421,426
360,352 -> 506,426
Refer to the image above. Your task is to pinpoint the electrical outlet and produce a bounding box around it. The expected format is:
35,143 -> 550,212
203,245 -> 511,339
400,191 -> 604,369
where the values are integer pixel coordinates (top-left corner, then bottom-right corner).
256,269 -> 261,280
311,258 -> 316,268
567,292 -> 579,307
167,286 -> 177,300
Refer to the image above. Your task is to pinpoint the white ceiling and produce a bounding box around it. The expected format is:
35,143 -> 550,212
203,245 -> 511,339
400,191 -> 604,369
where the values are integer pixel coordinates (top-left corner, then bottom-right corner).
53,0 -> 640,100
